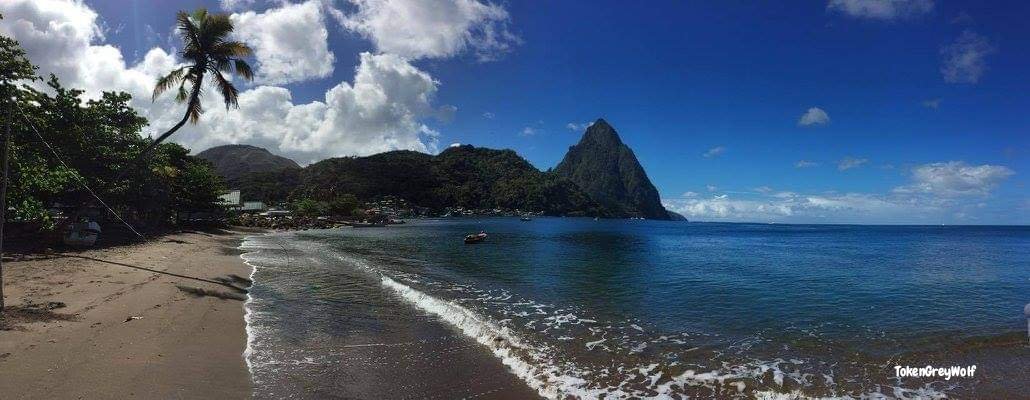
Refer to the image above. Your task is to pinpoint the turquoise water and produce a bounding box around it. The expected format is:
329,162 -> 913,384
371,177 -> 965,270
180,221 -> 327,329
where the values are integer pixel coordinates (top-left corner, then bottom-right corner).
242,219 -> 1029,398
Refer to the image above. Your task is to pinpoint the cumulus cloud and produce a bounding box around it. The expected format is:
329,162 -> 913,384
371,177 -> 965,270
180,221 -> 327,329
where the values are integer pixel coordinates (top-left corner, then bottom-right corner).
798,107 -> 830,126
827,0 -> 934,20
664,191 -> 943,223
0,0 -> 450,165
178,52 -> 445,164
338,0 -> 520,61
231,0 -> 335,84
894,161 -> 1013,196
795,160 -> 819,168
220,0 -> 257,11
483,112 -> 495,119
519,127 -> 538,136
940,30 -> 995,84
664,160 -> 1016,223
837,157 -> 868,170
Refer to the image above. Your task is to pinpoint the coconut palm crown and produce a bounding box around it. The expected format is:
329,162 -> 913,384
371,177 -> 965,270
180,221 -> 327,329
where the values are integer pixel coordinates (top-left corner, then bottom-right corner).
145,8 -> 254,156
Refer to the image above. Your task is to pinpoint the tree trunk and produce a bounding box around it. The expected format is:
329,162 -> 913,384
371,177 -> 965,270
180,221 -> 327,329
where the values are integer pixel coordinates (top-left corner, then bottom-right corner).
110,71 -> 205,186
0,90 -> 11,311
137,71 -> 205,161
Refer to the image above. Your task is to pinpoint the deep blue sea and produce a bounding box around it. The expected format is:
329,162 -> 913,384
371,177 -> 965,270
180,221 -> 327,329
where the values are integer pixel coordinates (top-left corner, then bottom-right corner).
240,218 -> 1029,399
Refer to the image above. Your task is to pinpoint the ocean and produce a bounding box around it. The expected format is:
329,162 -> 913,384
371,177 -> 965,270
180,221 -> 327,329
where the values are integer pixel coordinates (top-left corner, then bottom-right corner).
239,218 -> 1029,399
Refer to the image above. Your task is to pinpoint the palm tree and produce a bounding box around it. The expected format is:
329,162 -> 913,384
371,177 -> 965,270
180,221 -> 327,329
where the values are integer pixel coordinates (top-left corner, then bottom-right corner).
143,8 -> 254,158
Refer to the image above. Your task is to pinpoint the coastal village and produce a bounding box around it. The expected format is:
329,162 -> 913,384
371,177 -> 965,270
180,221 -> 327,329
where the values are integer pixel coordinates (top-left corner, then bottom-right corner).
220,191 -> 544,230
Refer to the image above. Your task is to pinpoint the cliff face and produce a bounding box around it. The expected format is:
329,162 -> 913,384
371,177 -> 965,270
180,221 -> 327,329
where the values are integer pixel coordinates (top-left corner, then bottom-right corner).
553,119 -> 670,220
196,144 -> 300,185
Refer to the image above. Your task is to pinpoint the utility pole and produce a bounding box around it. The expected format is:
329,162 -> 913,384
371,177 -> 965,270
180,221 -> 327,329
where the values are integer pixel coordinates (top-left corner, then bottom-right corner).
0,85 -> 10,311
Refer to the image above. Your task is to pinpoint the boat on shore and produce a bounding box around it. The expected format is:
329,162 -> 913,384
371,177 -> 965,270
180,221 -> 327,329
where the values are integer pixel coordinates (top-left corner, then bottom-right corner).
464,232 -> 487,244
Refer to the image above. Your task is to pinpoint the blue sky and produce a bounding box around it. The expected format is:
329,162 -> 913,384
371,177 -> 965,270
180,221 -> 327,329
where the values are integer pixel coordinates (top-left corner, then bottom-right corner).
1,0 -> 1026,223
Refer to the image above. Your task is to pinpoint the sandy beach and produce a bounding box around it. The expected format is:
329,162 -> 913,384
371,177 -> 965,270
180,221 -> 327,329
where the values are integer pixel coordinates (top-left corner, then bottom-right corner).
0,229 -> 253,399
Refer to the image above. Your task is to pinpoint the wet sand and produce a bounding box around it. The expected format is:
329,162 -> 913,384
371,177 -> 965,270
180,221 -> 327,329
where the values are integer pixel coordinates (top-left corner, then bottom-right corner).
0,230 -> 252,399
243,232 -> 543,399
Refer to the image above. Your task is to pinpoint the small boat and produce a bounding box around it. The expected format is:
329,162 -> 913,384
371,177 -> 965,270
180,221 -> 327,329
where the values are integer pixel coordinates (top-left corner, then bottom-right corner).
388,219 -> 407,225
520,216 -> 532,221
464,232 -> 487,244
63,219 -> 101,247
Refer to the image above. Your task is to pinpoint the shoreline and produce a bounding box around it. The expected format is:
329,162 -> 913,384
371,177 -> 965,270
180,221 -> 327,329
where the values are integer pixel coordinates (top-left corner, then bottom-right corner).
241,231 -> 544,399
0,229 -> 253,399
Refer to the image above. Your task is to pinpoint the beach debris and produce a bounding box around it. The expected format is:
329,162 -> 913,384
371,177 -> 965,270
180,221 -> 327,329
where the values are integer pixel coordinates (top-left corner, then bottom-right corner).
176,285 -> 247,301
124,316 -> 143,323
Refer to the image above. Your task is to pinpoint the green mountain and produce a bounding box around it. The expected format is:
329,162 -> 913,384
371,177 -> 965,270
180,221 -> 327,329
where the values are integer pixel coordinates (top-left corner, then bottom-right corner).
554,119 -> 671,219
196,144 -> 300,185
218,119 -> 676,219
290,146 -> 610,216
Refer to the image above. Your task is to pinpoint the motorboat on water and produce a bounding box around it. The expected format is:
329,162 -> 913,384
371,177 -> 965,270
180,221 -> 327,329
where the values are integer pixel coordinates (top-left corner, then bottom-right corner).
464,232 -> 487,244
520,216 -> 532,221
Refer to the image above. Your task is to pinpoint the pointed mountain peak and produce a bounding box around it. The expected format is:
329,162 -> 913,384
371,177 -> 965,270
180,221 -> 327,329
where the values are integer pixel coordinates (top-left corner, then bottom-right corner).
555,119 -> 671,220
579,118 -> 622,146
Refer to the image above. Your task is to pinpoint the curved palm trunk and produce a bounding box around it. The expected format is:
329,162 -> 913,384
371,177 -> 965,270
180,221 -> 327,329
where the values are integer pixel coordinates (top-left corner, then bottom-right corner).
111,71 -> 205,185
137,71 -> 205,161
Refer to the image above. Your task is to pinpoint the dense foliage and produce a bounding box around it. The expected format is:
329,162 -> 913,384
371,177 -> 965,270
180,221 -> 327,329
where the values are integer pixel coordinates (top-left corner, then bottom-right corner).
235,146 -> 618,217
0,34 -> 225,231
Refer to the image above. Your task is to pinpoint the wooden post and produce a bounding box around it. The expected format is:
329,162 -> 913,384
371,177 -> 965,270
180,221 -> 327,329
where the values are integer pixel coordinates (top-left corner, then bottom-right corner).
0,86 -> 10,311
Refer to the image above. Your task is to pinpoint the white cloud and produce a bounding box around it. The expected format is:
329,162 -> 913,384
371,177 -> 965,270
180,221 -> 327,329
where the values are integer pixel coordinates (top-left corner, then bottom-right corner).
837,157 -> 868,170
682,191 -> 698,198
940,30 -> 995,84
664,160 -> 1016,223
220,0 -> 257,11
706,185 -> 718,192
753,186 -> 774,194
795,160 -> 819,168
519,127 -> 537,137
894,161 -> 1014,197
338,0 -> 520,61
664,191 -> 938,223
0,0 -> 450,165
827,0 -> 934,20
703,146 -> 726,158
231,1 -> 335,84
566,121 -> 593,131
921,98 -> 941,109
483,111 -> 495,119
798,107 -> 830,126
181,52 -> 445,164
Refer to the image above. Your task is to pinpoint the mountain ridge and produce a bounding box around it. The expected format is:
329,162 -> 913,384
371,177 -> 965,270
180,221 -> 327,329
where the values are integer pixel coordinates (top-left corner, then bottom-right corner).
204,120 -> 675,219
